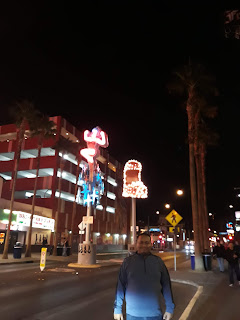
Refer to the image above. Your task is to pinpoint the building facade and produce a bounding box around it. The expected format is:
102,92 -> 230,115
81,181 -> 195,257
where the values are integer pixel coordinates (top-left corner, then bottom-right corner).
0,116 -> 129,252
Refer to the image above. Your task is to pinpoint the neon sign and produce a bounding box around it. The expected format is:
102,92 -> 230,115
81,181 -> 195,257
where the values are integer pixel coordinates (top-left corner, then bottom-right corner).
122,160 -> 148,198
80,127 -> 108,164
78,127 -> 108,207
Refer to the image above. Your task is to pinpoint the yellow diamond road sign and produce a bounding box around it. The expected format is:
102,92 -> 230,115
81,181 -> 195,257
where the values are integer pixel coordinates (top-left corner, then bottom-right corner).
165,210 -> 183,227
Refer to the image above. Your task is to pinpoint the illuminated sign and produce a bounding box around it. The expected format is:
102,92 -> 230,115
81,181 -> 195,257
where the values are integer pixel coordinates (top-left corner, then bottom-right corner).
78,127 -> 108,207
0,210 -> 55,231
235,211 -> 240,220
122,160 -> 148,198
80,127 -> 108,164
235,225 -> 240,232
226,222 -> 233,229
0,233 -> 5,244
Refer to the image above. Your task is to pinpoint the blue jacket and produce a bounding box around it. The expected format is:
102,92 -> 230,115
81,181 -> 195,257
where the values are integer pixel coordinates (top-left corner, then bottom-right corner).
114,252 -> 175,317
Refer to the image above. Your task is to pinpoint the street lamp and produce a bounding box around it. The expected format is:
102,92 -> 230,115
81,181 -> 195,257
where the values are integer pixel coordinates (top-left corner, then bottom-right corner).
229,205 -> 233,208
156,211 -> 160,215
176,189 -> 184,196
165,203 -> 170,209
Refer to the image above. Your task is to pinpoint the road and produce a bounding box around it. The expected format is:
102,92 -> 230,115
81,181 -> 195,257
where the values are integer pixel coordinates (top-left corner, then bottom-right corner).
0,252 -> 194,320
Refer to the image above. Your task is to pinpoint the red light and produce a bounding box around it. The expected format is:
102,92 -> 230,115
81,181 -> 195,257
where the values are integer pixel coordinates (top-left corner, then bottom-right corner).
229,235 -> 233,240
159,235 -> 162,239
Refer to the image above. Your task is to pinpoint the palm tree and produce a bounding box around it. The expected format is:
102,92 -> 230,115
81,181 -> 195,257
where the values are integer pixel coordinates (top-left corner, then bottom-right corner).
2,100 -> 37,259
69,144 -> 82,253
197,122 -> 219,251
25,115 -> 57,257
52,137 -> 76,256
169,61 -> 218,270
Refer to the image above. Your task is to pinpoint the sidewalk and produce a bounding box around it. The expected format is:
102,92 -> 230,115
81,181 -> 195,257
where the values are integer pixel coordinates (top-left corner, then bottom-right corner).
169,258 -> 240,320
0,251 -> 128,266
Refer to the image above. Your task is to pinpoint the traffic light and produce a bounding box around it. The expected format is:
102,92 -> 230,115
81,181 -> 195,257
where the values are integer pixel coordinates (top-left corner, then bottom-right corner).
159,235 -> 162,240
228,235 -> 234,241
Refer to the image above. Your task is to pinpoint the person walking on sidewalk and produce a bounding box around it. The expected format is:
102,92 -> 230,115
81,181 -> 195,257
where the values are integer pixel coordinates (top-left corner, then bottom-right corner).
114,233 -> 175,320
224,242 -> 240,287
213,240 -> 225,272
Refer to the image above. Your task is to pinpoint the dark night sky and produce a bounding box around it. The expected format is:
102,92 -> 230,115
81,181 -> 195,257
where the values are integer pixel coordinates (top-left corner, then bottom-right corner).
0,2 -> 240,229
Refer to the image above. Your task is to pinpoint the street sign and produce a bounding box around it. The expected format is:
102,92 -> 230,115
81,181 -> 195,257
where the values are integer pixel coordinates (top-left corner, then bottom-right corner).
165,210 -> 183,227
165,210 -> 182,272
40,247 -> 47,272
79,230 -> 85,234
82,216 -> 93,224
78,222 -> 87,230
169,227 -> 180,233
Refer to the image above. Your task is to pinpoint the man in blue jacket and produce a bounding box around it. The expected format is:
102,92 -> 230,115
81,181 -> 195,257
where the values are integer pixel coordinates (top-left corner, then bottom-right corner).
114,233 -> 174,320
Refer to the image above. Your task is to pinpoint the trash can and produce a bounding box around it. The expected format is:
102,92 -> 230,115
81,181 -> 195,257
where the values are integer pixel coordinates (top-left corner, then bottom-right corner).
202,253 -> 212,271
57,246 -> 63,256
191,254 -> 195,270
13,243 -> 22,259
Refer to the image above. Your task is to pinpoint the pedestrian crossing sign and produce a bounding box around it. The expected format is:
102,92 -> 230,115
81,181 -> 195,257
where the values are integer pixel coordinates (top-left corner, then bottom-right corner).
165,210 -> 183,227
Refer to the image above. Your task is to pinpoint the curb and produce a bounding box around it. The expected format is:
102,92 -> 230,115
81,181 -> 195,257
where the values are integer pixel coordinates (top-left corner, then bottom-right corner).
0,259 -> 36,265
68,263 -> 102,269
171,279 -> 203,320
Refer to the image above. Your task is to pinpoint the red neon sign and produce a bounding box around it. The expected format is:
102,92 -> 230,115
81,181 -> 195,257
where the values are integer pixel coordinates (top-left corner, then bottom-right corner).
80,127 -> 109,164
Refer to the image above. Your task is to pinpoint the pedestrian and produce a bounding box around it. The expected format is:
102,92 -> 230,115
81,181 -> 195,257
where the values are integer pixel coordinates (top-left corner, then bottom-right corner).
114,232 -> 174,320
213,240 -> 225,272
62,238 -> 69,257
42,236 -> 48,247
234,240 -> 240,255
224,242 -> 240,287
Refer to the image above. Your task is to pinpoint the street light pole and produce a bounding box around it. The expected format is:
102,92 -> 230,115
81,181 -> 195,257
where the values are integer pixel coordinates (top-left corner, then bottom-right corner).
132,197 -> 136,245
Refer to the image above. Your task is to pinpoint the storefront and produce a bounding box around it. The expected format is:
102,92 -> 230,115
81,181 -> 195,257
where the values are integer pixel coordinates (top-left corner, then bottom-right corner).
0,209 -> 55,253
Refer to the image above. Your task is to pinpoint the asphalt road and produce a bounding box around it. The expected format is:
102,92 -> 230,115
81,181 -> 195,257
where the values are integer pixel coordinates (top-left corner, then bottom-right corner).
0,252 -> 195,320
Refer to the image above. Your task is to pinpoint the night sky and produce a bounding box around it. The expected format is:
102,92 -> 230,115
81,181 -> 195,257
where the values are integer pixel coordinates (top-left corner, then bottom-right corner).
0,2 -> 240,230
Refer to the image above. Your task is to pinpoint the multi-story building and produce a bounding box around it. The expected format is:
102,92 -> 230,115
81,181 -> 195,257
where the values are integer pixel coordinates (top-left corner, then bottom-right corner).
0,116 -> 129,253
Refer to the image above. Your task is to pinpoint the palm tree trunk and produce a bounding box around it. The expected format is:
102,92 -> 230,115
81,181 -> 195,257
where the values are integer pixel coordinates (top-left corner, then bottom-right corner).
25,135 -> 43,257
2,120 -> 26,259
187,103 -> 204,271
69,160 -> 81,253
195,153 -> 204,252
53,158 -> 64,256
193,110 -> 204,252
200,143 -> 210,251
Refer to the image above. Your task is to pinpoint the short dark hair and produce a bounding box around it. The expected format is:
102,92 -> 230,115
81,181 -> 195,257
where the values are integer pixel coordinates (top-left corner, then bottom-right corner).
137,232 -> 151,240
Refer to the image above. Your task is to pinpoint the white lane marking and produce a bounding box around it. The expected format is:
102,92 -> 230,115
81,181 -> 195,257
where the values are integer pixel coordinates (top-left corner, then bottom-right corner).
172,279 -> 203,320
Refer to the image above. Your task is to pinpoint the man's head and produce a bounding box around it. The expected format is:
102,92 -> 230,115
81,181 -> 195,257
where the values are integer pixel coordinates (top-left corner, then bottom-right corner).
228,242 -> 234,250
136,233 -> 152,254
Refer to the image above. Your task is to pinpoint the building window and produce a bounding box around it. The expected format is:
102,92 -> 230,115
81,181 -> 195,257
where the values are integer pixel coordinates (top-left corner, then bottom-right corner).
108,162 -> 116,172
106,206 -> 115,214
0,132 -> 17,142
0,152 -> 15,161
107,191 -> 116,200
107,176 -> 117,187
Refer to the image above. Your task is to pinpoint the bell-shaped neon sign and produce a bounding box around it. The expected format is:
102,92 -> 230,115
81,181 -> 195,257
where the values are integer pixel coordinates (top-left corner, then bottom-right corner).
122,160 -> 148,199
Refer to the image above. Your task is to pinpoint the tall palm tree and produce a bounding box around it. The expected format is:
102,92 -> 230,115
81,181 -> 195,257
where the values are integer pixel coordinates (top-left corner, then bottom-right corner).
169,61 -> 218,270
69,144 -> 82,253
52,137 -> 76,256
25,115 -> 57,257
197,122 -> 219,251
2,100 -> 37,259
